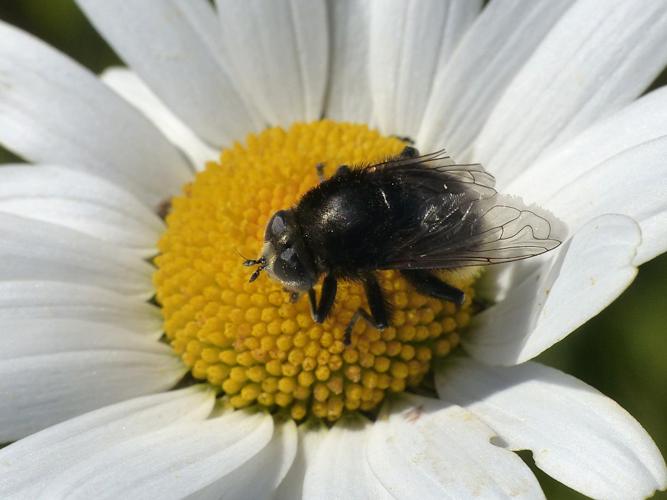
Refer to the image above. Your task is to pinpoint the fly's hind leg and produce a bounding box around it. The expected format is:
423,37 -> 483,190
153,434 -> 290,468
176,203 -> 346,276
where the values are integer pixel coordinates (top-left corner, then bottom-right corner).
344,273 -> 389,345
400,269 -> 465,305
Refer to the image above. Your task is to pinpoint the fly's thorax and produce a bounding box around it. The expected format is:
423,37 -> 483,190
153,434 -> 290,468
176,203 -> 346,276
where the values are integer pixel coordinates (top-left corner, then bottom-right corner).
294,177 -> 402,273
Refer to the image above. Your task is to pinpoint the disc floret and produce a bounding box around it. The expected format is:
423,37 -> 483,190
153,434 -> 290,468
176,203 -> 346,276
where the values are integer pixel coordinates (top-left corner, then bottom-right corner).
154,121 -> 477,422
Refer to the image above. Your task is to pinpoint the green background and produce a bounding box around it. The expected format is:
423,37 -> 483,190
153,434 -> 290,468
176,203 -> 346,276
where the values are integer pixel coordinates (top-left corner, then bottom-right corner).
1,2 -> 665,498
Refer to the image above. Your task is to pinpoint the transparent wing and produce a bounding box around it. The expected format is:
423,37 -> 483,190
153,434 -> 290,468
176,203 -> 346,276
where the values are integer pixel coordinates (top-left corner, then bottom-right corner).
374,155 -> 567,269
370,149 -> 497,200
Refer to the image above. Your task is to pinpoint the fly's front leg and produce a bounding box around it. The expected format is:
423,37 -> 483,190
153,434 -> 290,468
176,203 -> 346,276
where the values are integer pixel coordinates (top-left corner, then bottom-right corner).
308,274 -> 338,323
344,273 -> 390,345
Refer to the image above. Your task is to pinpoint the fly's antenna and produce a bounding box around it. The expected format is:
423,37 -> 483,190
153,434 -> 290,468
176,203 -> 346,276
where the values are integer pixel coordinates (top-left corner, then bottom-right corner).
235,248 -> 252,262
242,255 -> 267,283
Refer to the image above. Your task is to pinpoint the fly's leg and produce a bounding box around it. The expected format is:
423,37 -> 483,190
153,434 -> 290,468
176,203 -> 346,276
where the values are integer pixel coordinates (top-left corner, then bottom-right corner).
308,274 -> 338,323
345,309 -> 376,346
400,269 -> 465,305
392,135 -> 415,145
315,163 -> 326,182
315,163 -> 350,182
398,145 -> 419,159
334,165 -> 351,176
344,273 -> 389,345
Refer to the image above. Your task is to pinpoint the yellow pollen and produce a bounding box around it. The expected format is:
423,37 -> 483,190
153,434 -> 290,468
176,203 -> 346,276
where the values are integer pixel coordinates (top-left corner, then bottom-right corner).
154,120 -> 478,422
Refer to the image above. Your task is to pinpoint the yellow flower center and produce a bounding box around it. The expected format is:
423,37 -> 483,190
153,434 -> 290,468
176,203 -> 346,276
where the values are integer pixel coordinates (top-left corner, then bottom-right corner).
154,120 -> 478,422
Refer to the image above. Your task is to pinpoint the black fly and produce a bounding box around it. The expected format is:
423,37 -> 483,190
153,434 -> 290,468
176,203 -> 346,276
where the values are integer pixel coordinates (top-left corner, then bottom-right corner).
244,147 -> 565,345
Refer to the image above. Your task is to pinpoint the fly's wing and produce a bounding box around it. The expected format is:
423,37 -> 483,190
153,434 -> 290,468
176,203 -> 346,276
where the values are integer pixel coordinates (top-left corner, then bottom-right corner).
369,149 -> 497,200
374,151 -> 567,269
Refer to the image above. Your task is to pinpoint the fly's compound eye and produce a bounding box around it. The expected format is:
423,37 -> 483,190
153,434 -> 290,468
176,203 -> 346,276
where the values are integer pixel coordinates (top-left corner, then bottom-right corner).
272,244 -> 311,289
265,210 -> 289,241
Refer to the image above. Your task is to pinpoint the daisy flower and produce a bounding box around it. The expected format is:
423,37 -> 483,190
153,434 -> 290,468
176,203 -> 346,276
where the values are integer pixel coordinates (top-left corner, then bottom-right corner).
0,0 -> 666,498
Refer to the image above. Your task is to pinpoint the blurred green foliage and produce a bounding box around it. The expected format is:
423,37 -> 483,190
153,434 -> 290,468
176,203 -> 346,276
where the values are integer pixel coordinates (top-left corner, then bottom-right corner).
0,1 -> 665,498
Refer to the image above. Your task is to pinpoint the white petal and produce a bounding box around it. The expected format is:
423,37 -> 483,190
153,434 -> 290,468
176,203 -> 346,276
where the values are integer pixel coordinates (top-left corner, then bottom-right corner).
76,0 -> 260,146
254,419 -> 298,495
0,281 -> 161,336
369,0 -> 482,138
274,420 -> 327,500
0,165 -> 163,253
366,394 -> 544,499
325,0 -> 373,123
635,212 -> 667,267
541,137 -> 667,265
46,410 -> 273,500
417,0 -> 575,156
190,419 -> 297,500
0,318 -> 166,360
0,386 -> 214,498
508,86 -> 667,205
464,214 -> 640,365
102,68 -> 219,171
216,0 -> 329,126
0,345 -> 185,441
0,213 -> 154,297
473,0 -> 667,186
437,359 -> 667,500
0,21 -> 191,207
303,416 -> 393,500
